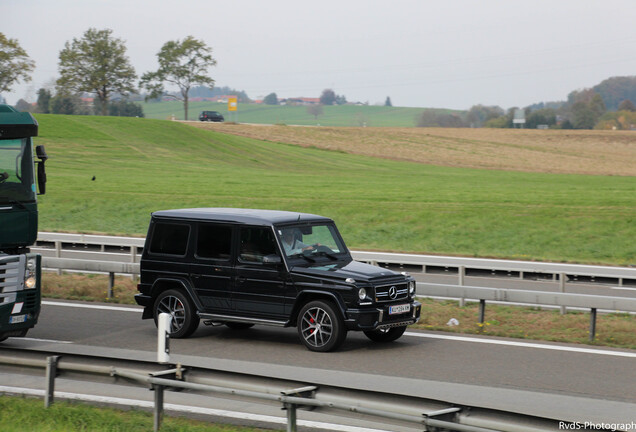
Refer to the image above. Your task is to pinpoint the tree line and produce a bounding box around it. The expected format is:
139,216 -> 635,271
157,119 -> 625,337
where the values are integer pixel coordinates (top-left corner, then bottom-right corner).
418,76 -> 636,130
0,29 -> 220,120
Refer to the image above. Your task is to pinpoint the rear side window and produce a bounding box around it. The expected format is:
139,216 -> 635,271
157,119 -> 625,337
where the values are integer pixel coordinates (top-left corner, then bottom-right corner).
196,224 -> 232,260
239,227 -> 278,263
149,222 -> 190,256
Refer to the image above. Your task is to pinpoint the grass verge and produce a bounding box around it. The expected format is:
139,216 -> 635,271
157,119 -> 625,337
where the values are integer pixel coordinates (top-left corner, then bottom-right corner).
42,273 -> 636,350
0,396 -> 272,432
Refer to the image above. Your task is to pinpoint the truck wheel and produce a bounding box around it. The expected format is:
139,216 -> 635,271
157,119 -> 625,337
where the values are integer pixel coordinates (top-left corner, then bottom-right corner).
363,326 -> 407,343
298,300 -> 346,352
154,289 -> 200,338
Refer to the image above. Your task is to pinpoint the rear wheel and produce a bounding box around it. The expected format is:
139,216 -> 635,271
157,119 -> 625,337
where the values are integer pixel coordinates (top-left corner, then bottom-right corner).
297,300 -> 346,352
363,326 -> 407,343
153,289 -> 200,338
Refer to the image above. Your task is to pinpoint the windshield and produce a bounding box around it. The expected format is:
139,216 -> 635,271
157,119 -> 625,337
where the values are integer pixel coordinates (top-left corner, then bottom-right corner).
277,223 -> 348,263
0,138 -> 36,203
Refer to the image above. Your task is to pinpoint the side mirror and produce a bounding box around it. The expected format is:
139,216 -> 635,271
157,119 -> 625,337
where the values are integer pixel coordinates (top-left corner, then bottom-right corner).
36,145 -> 48,161
263,254 -> 282,265
37,161 -> 46,194
36,145 -> 47,195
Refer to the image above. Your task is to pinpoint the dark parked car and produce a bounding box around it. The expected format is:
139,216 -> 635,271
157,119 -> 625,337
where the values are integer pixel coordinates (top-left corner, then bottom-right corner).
198,111 -> 224,122
135,208 -> 421,352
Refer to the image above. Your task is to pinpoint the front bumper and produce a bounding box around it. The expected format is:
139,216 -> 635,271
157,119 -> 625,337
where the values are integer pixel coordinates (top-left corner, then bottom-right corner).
345,301 -> 421,331
0,290 -> 40,337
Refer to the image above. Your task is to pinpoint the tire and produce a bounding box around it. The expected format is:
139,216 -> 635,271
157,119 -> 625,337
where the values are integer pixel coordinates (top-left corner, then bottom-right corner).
153,289 -> 200,338
225,322 -> 254,330
363,325 -> 407,343
0,335 -> 7,343
297,300 -> 346,352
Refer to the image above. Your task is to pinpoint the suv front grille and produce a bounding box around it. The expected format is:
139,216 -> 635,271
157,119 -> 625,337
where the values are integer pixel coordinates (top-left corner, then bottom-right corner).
374,283 -> 409,302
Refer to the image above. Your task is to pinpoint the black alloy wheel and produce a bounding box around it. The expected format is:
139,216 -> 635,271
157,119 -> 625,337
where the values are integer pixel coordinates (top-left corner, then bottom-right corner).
153,289 -> 200,338
297,300 -> 346,352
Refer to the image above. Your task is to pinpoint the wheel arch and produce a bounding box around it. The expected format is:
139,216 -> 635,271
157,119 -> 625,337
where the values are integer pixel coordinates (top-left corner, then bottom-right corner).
289,290 -> 347,327
149,278 -> 202,313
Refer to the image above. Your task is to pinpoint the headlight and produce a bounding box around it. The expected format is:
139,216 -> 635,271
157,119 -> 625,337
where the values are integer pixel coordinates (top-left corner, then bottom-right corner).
358,288 -> 367,300
25,277 -> 37,289
409,280 -> 416,295
24,257 -> 38,289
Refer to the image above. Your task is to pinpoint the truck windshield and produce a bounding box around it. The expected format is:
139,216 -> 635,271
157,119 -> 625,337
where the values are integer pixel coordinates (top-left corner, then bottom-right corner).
0,138 -> 36,204
277,223 -> 347,262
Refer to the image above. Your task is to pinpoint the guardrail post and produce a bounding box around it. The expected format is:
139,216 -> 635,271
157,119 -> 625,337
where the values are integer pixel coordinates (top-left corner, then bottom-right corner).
478,300 -> 486,324
284,402 -> 297,432
55,241 -> 62,275
459,266 -> 466,307
107,272 -> 115,299
559,273 -> 567,315
589,308 -> 597,341
153,384 -> 164,432
45,355 -> 61,408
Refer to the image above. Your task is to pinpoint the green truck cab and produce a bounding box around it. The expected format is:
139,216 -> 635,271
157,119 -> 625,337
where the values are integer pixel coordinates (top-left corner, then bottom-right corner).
0,105 -> 48,342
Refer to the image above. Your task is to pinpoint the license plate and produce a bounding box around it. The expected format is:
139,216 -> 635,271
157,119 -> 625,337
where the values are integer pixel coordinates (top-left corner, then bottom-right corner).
389,304 -> 410,315
9,314 -> 27,324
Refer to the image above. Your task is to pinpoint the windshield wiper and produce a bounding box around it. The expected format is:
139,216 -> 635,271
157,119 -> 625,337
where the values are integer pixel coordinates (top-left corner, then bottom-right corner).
290,253 -> 315,263
315,251 -> 339,260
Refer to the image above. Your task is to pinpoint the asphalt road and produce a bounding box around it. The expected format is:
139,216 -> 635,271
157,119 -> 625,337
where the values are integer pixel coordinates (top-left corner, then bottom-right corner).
15,300 -> 636,424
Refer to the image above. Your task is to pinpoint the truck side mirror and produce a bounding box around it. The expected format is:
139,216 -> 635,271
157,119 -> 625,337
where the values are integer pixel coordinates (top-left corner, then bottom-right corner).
36,145 -> 47,195
36,145 -> 48,161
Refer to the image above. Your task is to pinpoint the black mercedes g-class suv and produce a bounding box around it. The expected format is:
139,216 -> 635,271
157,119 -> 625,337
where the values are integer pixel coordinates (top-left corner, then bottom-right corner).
135,208 -> 421,352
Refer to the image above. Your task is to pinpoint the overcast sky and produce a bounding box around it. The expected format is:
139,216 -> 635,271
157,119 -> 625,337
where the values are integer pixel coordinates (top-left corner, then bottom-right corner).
2,0 -> 636,109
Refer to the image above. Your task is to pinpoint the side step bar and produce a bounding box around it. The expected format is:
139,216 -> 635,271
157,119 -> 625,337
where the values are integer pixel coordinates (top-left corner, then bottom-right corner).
198,313 -> 288,327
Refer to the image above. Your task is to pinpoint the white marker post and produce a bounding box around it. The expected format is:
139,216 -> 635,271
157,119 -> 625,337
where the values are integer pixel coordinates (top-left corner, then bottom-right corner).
157,313 -> 171,364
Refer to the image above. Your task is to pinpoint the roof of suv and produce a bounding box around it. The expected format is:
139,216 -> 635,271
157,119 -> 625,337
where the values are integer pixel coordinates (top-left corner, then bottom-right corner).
152,208 -> 332,225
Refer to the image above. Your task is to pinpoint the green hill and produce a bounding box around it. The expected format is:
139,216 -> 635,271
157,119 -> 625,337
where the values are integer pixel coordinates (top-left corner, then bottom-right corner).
140,100 -> 457,127
33,114 -> 635,265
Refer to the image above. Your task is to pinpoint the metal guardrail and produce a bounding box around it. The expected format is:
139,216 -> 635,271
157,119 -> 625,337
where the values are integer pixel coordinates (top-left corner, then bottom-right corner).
36,232 -> 636,340
0,347 -> 567,432
36,232 -> 636,286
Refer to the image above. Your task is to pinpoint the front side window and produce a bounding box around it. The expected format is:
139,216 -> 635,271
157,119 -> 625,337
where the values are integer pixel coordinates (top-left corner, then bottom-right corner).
0,138 -> 35,203
277,223 -> 346,261
196,224 -> 231,260
239,227 -> 278,263
149,222 -> 190,256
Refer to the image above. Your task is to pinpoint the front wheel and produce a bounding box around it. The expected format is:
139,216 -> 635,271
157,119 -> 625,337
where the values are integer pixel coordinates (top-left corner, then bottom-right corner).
297,300 -> 347,352
363,326 -> 407,343
153,289 -> 200,338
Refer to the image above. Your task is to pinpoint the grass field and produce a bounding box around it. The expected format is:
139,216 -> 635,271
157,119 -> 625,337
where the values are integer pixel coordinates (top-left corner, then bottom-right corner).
191,123 -> 636,176
33,114 -> 635,265
0,396 -> 269,432
140,100 -> 457,127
